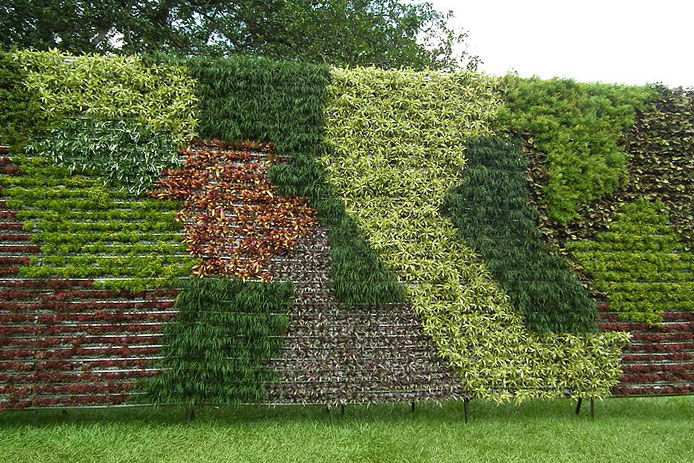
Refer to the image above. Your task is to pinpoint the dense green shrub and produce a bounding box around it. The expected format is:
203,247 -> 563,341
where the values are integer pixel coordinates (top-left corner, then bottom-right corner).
323,67 -> 628,402
445,136 -> 597,333
569,200 -> 694,324
498,76 -> 655,224
179,55 -> 404,306
6,156 -> 192,291
143,278 -> 291,407
27,118 -> 181,194
14,50 -> 198,145
0,51 -> 47,149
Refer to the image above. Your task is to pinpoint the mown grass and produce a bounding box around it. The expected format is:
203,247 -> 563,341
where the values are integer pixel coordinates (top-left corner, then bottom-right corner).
0,397 -> 692,463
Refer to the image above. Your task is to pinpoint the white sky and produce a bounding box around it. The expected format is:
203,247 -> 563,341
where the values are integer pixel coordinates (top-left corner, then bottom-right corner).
429,0 -> 694,87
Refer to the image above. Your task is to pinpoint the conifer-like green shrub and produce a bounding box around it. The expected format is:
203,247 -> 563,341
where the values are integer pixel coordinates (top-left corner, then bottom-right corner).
143,278 -> 291,407
323,67 -> 628,402
498,76 -> 654,224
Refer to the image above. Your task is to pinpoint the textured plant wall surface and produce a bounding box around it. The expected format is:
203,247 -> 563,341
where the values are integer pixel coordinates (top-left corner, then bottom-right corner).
514,83 -> 694,396
149,142 -> 461,405
1,50 -> 693,409
322,68 -> 628,403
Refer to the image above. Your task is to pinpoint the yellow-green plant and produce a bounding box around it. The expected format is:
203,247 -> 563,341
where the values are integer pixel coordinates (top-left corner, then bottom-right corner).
569,199 -> 694,325
13,50 -> 198,145
323,67 -> 628,402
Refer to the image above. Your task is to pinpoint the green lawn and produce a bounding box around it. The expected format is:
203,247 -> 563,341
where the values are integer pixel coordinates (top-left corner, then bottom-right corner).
0,397 -> 692,463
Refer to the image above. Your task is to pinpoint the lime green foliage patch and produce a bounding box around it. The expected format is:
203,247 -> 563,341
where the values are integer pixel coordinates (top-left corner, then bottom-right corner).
27,118 -> 181,195
445,136 -> 597,333
143,278 -> 291,407
323,67 -> 628,402
13,50 -> 198,145
0,51 -> 47,149
498,76 -> 655,224
7,156 -> 192,291
180,55 -> 404,306
570,199 -> 694,324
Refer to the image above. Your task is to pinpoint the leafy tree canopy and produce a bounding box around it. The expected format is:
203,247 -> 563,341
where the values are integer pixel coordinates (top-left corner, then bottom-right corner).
1,0 -> 478,70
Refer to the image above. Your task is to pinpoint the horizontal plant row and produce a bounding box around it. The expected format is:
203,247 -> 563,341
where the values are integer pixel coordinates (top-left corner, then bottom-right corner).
1,155 -> 193,291
570,200 -> 694,325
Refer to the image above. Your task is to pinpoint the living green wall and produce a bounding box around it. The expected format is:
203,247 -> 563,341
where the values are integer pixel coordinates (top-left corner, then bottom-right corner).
445,136 -> 597,333
569,200 -> 694,325
14,50 -> 198,146
144,278 -> 291,407
182,56 -> 405,306
322,67 -> 628,402
4,156 -> 192,291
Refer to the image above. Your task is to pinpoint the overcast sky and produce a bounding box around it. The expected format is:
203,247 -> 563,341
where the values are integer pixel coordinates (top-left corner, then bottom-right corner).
429,0 -> 694,87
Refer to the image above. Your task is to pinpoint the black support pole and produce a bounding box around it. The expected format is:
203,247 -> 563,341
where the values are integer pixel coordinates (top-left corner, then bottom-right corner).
463,399 -> 470,423
410,401 -> 415,412
575,398 -> 583,415
340,404 -> 345,415
186,405 -> 195,422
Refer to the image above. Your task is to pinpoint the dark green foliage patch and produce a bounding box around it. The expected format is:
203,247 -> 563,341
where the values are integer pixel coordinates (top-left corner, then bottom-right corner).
143,278 -> 292,406
445,137 -> 598,333
27,118 -> 182,195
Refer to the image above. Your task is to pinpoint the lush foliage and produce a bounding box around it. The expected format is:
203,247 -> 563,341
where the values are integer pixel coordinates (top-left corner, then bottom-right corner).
498,76 -> 655,224
5,156 -> 192,291
13,50 -> 197,145
570,200 -> 694,325
323,67 -> 628,402
2,0 -> 477,70
26,118 -> 181,194
143,278 -> 291,407
0,51 -> 47,149
444,136 -> 597,333
152,141 -> 317,281
179,55 -> 404,306
626,85 -> 694,244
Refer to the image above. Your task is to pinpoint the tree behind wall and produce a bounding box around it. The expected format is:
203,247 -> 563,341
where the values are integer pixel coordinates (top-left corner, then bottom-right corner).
1,0 -> 478,70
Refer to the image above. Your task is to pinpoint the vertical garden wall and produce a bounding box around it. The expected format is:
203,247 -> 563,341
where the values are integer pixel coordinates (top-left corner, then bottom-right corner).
0,50 -> 692,411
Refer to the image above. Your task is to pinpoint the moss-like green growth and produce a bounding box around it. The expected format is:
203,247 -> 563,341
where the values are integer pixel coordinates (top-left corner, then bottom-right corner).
498,76 -> 655,224
142,278 -> 291,407
445,136 -> 597,333
569,199 -> 694,324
